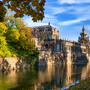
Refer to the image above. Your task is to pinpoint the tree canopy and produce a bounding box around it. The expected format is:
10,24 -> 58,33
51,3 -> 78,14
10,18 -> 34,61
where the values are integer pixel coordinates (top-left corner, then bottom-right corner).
4,11 -> 35,50
0,2 -> 7,22
0,0 -> 46,22
0,8 -> 39,66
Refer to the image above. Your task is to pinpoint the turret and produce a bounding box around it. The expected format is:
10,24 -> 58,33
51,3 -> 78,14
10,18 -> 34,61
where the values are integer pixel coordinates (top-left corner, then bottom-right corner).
80,26 -> 87,37
48,22 -> 50,26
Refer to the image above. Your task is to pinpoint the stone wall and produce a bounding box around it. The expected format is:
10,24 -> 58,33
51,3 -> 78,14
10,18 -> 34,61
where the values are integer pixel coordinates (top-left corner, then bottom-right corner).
39,51 -> 89,66
39,51 -> 67,66
0,51 -> 89,70
0,57 -> 30,71
71,52 -> 89,63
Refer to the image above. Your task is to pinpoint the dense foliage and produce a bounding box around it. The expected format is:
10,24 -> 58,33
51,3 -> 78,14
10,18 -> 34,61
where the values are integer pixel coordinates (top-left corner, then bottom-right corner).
0,22 -> 12,57
0,2 -> 7,22
0,10 -> 39,66
0,0 -> 46,22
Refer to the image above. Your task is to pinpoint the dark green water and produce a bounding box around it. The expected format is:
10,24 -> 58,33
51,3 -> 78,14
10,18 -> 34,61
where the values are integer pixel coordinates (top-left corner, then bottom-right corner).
0,63 -> 90,90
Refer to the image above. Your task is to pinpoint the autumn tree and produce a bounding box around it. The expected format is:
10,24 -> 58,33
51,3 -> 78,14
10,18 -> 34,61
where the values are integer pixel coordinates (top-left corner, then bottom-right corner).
4,10 -> 36,54
0,9 -> 39,66
0,22 -> 12,57
4,9 -> 27,29
0,0 -> 46,22
4,11 -> 33,49
0,1 -> 7,22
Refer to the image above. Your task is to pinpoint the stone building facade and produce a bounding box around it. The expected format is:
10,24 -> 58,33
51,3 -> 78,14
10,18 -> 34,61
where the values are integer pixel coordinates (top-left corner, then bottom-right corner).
31,23 -> 90,65
31,23 -> 90,55
31,22 -> 59,41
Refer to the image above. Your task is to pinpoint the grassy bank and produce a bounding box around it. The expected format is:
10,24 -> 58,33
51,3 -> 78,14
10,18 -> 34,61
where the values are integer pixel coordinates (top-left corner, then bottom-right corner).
67,77 -> 90,90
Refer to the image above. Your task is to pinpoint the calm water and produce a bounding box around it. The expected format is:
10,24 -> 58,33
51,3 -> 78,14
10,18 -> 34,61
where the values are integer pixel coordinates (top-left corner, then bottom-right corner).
0,62 -> 90,90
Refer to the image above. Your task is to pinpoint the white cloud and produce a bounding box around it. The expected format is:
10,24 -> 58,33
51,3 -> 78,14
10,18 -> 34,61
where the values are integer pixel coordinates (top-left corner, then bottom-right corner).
58,0 -> 90,4
59,17 -> 89,26
23,14 -> 58,27
59,0 -> 75,4
23,0 -> 90,28
51,7 -> 68,14
48,4 -> 90,25
50,5 -> 90,15
24,17 -> 48,27
43,14 -> 58,23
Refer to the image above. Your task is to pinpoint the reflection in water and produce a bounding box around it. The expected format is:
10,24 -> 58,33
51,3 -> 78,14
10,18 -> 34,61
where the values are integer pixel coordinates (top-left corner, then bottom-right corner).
81,61 -> 90,80
0,63 -> 90,90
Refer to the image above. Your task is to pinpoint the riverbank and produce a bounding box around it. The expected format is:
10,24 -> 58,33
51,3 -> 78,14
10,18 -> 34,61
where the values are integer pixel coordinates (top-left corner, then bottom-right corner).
0,64 -> 90,90
66,77 -> 90,90
0,55 -> 39,71
0,57 -> 30,71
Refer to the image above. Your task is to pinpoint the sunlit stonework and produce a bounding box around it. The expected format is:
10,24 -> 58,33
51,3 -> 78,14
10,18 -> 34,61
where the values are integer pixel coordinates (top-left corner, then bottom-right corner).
31,23 -> 89,53
31,23 -> 90,65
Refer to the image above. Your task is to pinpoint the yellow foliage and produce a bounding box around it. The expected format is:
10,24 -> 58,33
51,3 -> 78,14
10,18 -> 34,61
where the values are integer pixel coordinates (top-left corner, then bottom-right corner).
25,27 -> 33,39
19,27 -> 35,50
5,50 -> 12,57
12,54 -> 17,57
15,18 -> 26,29
6,28 -> 20,42
0,36 -> 7,45
0,22 -> 7,30
10,29 -> 20,40
0,22 -> 8,36
0,50 -> 4,57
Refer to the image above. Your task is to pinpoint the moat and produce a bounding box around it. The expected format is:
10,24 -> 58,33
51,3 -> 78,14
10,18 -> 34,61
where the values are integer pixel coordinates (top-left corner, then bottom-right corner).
0,62 -> 90,90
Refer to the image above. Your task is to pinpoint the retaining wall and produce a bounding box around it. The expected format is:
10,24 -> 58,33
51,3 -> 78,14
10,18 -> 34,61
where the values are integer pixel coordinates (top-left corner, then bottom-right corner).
0,57 -> 30,71
39,51 -> 89,66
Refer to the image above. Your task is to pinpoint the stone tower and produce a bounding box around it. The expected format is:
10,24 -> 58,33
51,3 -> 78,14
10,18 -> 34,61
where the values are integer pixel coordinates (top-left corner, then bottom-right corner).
78,26 -> 89,45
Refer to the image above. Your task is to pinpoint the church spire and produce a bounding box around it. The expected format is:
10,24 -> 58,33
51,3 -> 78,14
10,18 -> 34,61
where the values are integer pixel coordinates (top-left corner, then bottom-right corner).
82,26 -> 85,32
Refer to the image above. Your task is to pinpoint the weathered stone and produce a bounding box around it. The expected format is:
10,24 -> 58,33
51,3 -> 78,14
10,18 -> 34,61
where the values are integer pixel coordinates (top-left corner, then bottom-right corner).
0,57 -> 30,71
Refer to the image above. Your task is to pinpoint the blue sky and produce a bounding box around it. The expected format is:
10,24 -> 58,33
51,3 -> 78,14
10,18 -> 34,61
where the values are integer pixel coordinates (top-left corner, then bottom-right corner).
22,0 -> 90,41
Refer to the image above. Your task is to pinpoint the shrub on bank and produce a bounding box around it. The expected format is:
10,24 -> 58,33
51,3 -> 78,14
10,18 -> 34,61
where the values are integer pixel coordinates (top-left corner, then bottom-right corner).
67,77 -> 90,90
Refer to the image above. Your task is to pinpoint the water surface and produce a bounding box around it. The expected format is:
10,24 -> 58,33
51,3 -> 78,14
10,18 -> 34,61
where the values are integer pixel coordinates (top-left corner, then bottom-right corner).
0,62 -> 90,90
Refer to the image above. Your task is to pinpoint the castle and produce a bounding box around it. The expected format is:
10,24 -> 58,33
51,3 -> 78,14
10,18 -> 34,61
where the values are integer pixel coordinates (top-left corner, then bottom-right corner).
31,22 -> 90,65
31,22 -> 90,54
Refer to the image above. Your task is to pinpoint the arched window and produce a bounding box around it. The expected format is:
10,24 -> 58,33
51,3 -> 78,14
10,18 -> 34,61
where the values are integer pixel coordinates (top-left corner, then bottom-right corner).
39,35 -> 42,41
43,34 -> 47,40
57,44 -> 60,51
48,34 -> 51,39
45,44 -> 48,48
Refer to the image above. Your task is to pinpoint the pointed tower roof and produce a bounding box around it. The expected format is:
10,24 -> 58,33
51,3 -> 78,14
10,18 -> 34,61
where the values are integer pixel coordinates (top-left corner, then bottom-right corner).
48,22 -> 50,26
80,26 -> 87,37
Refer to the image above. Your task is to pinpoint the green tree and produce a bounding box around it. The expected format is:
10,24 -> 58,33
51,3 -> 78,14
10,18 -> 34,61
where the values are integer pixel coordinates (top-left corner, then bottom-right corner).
4,11 -> 35,50
0,0 -> 46,22
1,11 -> 39,66
4,10 -> 27,30
6,28 -> 20,42
0,1 -> 7,22
0,22 -> 12,57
